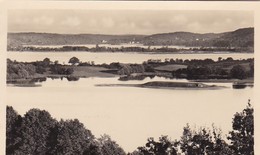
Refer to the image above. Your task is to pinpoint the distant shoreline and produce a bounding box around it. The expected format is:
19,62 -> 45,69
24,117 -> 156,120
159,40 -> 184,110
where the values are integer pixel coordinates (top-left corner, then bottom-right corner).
8,50 -> 253,54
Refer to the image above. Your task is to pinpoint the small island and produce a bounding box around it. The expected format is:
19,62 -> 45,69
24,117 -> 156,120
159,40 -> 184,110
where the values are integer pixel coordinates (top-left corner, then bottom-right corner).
96,81 -> 226,90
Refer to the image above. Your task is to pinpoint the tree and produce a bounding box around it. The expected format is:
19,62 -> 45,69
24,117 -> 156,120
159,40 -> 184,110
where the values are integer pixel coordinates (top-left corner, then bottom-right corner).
128,150 -> 144,155
228,100 -> 254,155
6,106 -> 22,155
179,124 -> 226,155
43,58 -> 51,66
186,65 -> 211,79
7,61 -> 37,80
18,109 -> 57,154
207,126 -> 233,155
48,119 -> 95,155
6,107 -> 121,155
98,134 -> 126,155
54,60 -> 59,65
230,65 -> 247,79
138,136 -> 178,155
6,106 -> 19,137
225,57 -> 234,62
69,57 -> 80,65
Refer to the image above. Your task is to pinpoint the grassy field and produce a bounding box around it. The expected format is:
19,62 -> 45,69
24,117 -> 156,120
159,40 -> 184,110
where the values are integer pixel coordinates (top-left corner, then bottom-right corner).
154,64 -> 187,72
71,66 -> 116,78
210,62 -> 251,71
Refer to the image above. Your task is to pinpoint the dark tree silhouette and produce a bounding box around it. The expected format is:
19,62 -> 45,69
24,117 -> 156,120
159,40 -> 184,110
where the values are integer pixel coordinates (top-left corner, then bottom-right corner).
179,124 -> 233,155
6,106 -> 22,155
98,134 -> 126,155
137,136 -> 177,155
18,109 -> 57,154
6,100 -> 254,155
47,119 -> 95,154
228,100 -> 254,155
230,65 -> 247,79
179,124 -> 212,155
69,57 -> 80,65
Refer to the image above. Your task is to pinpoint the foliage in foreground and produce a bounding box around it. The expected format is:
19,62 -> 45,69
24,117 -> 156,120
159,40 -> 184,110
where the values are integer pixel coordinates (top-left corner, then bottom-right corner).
7,101 -> 254,155
129,101 -> 254,155
228,101 -> 254,155
6,106 -> 126,155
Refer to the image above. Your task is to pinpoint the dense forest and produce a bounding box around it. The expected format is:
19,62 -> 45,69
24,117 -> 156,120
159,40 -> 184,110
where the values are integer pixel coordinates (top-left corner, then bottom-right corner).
6,101 -> 254,155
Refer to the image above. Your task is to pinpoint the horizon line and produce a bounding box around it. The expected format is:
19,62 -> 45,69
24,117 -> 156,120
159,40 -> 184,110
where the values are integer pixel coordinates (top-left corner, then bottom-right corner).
7,27 -> 254,36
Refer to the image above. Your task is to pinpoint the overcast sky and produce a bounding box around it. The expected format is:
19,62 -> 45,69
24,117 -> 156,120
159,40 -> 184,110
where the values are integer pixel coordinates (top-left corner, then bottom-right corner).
8,10 -> 253,35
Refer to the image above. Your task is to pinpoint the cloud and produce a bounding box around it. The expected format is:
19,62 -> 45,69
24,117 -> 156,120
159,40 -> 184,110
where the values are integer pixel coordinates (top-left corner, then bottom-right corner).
170,15 -> 188,25
225,18 -> 233,24
101,18 -> 115,28
88,19 -> 98,27
141,21 -> 152,28
239,20 -> 253,28
61,16 -> 81,27
14,18 -> 30,25
187,22 -> 202,32
8,10 -> 254,34
32,16 -> 54,26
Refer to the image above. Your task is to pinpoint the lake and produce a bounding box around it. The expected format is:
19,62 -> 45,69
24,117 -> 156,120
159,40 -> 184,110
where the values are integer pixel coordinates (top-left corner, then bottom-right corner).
6,76 -> 254,152
8,52 -> 254,65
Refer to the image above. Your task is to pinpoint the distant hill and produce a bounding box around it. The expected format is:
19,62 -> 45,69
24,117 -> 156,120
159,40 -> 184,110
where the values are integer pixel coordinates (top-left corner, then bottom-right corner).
8,27 -> 254,48
7,33 -> 145,47
213,28 -> 254,47
142,32 -> 222,46
142,28 -> 254,47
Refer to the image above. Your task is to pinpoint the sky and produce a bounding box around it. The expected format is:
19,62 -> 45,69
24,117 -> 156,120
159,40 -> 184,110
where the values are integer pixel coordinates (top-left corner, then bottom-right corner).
8,10 -> 253,35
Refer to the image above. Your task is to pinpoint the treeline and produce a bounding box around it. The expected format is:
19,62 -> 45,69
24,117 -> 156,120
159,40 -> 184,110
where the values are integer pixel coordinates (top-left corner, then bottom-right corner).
8,45 -> 253,53
77,57 -> 254,80
143,57 -> 254,80
6,106 -> 126,155
7,102 -> 254,155
7,56 -> 254,82
7,58 -> 75,81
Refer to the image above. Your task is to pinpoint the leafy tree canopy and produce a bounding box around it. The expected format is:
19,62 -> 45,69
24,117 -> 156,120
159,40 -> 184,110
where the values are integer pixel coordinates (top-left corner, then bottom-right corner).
69,57 -> 80,65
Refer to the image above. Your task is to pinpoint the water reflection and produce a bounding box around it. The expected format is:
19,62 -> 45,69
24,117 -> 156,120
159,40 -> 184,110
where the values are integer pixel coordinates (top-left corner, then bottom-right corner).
67,76 -> 80,81
118,75 -> 155,81
7,77 -> 47,87
232,82 -> 254,89
8,76 -> 253,90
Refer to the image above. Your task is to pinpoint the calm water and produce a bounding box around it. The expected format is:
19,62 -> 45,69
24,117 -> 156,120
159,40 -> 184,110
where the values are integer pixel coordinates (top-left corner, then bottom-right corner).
6,77 -> 254,152
8,52 -> 254,64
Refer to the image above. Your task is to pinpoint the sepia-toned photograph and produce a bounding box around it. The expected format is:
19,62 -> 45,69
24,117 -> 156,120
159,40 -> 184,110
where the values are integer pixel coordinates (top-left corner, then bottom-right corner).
4,2 -> 257,155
